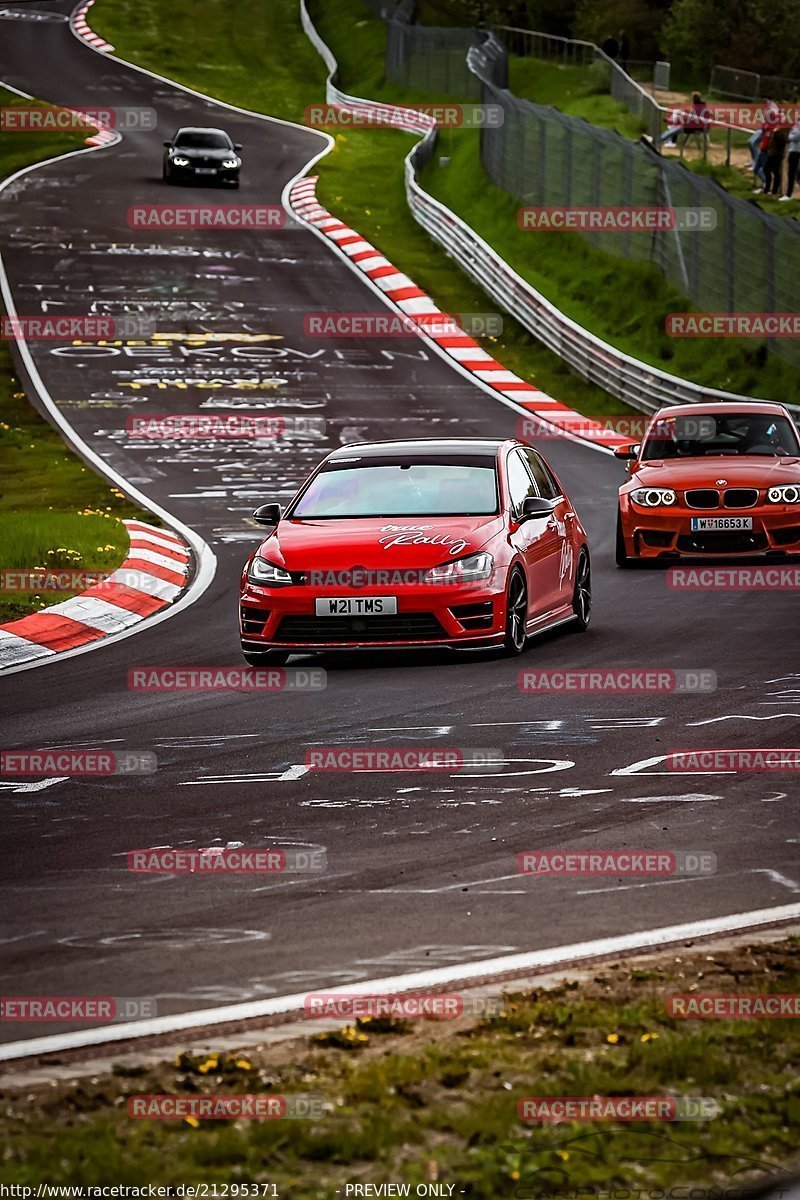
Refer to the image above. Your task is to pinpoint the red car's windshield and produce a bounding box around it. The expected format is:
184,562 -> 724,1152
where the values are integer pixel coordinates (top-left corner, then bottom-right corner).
641,413 -> 800,459
290,461 -> 499,518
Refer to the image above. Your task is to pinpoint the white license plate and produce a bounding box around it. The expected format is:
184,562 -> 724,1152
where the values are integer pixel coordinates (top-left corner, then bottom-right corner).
314,596 -> 398,616
195,167 -> 217,174
690,516 -> 753,531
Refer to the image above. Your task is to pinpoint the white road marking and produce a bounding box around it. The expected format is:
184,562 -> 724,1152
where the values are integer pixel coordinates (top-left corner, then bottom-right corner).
2,902 -> 799,1061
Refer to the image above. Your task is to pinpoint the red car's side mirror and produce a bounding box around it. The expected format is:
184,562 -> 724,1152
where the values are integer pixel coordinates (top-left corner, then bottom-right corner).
613,442 -> 640,460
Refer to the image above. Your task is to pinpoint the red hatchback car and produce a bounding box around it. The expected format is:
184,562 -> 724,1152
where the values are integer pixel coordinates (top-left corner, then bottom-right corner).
615,402 -> 800,565
239,438 -> 591,662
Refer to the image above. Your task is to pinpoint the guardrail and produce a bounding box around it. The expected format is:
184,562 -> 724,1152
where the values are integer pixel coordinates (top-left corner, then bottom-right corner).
300,2 -> 787,416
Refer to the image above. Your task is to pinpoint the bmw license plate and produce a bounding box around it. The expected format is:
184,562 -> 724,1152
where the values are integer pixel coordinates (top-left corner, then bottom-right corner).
315,596 -> 398,616
690,516 -> 753,531
195,167 -> 217,174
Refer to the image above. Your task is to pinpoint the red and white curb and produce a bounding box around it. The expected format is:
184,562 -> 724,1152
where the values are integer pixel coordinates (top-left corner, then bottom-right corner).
0,521 -> 190,670
288,176 -> 630,449
73,108 -> 117,147
70,0 -> 114,54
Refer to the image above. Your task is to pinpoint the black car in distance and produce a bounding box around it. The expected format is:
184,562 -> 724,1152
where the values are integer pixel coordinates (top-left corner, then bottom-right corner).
162,127 -> 242,186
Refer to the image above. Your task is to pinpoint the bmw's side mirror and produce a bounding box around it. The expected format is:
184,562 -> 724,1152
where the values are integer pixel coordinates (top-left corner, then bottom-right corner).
613,442 -> 640,460
163,140 -> 171,147
234,143 -> 243,151
521,496 -> 556,520
253,503 -> 282,526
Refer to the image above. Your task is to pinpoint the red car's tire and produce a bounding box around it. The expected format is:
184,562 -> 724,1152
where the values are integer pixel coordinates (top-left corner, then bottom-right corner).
615,512 -> 632,568
502,568 -> 529,657
571,548 -> 592,630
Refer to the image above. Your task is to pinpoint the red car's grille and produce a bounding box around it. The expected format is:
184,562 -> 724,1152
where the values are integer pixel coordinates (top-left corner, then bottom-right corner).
685,489 -> 719,509
274,614 -> 447,643
240,606 -> 270,636
677,531 -> 768,553
723,488 -> 759,508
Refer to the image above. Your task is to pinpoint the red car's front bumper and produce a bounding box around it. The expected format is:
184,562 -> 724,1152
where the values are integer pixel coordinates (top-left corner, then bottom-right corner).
619,497 -> 800,559
239,579 -> 508,652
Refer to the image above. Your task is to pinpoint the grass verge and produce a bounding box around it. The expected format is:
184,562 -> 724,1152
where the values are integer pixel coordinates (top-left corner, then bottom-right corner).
1,937 -> 798,1192
0,89 -> 151,622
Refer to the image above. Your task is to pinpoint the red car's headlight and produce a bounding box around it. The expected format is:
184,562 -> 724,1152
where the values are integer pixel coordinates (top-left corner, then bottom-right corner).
631,487 -> 677,507
247,556 -> 293,586
422,552 -> 494,584
767,484 -> 800,504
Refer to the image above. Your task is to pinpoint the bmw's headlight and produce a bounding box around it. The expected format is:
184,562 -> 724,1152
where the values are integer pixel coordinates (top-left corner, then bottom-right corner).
171,155 -> 190,166
248,556 -> 293,586
631,487 -> 677,507
767,484 -> 800,504
423,552 -> 493,584
222,158 -> 240,169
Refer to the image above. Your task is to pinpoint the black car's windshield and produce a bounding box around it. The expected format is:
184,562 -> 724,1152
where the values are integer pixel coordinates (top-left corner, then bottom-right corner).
641,412 -> 800,459
175,131 -> 231,149
291,460 -> 499,518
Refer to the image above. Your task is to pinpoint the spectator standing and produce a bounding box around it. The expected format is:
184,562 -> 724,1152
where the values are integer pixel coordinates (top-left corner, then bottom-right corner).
601,33 -> 618,59
753,100 -> 781,186
780,109 -> 800,199
618,30 -> 630,73
763,121 -> 789,195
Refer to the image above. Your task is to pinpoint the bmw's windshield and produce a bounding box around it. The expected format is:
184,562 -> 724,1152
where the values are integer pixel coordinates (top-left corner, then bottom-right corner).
175,131 -> 231,149
641,412 -> 800,459
290,459 -> 499,518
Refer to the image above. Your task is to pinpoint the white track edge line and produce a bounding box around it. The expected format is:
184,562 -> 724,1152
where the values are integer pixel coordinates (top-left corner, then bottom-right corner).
1,902 -> 798,1062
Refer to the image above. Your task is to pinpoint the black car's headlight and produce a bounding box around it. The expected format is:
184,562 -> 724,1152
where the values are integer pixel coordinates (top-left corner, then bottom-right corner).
171,155 -> 190,167
248,556 -> 293,586
422,552 -> 493,584
767,484 -> 800,504
221,158 -> 240,169
631,487 -> 677,507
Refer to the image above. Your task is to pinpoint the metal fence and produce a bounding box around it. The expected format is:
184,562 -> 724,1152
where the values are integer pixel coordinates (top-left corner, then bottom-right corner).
468,37 -> 800,369
710,64 -> 800,100
492,26 -> 664,143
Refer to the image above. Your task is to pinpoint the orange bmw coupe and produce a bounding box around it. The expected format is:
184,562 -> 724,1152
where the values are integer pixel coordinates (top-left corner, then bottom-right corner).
615,402 -> 800,565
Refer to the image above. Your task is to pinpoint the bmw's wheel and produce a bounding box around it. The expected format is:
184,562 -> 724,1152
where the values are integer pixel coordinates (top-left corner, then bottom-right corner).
242,649 -> 290,666
572,548 -> 592,630
615,512 -> 631,568
502,569 -> 528,656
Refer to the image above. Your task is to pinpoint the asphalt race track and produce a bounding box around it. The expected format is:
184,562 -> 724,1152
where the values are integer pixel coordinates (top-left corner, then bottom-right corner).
1,0 -> 799,1051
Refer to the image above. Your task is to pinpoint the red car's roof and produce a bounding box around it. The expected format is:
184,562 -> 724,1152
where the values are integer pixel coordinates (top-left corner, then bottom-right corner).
653,402 -> 790,419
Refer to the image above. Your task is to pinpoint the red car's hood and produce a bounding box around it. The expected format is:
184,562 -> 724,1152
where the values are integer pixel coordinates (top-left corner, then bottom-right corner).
258,515 -> 504,571
630,457 -> 800,489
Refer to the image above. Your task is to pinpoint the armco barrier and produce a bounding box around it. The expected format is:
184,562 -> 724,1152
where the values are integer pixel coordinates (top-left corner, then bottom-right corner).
300,2 -> 788,417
